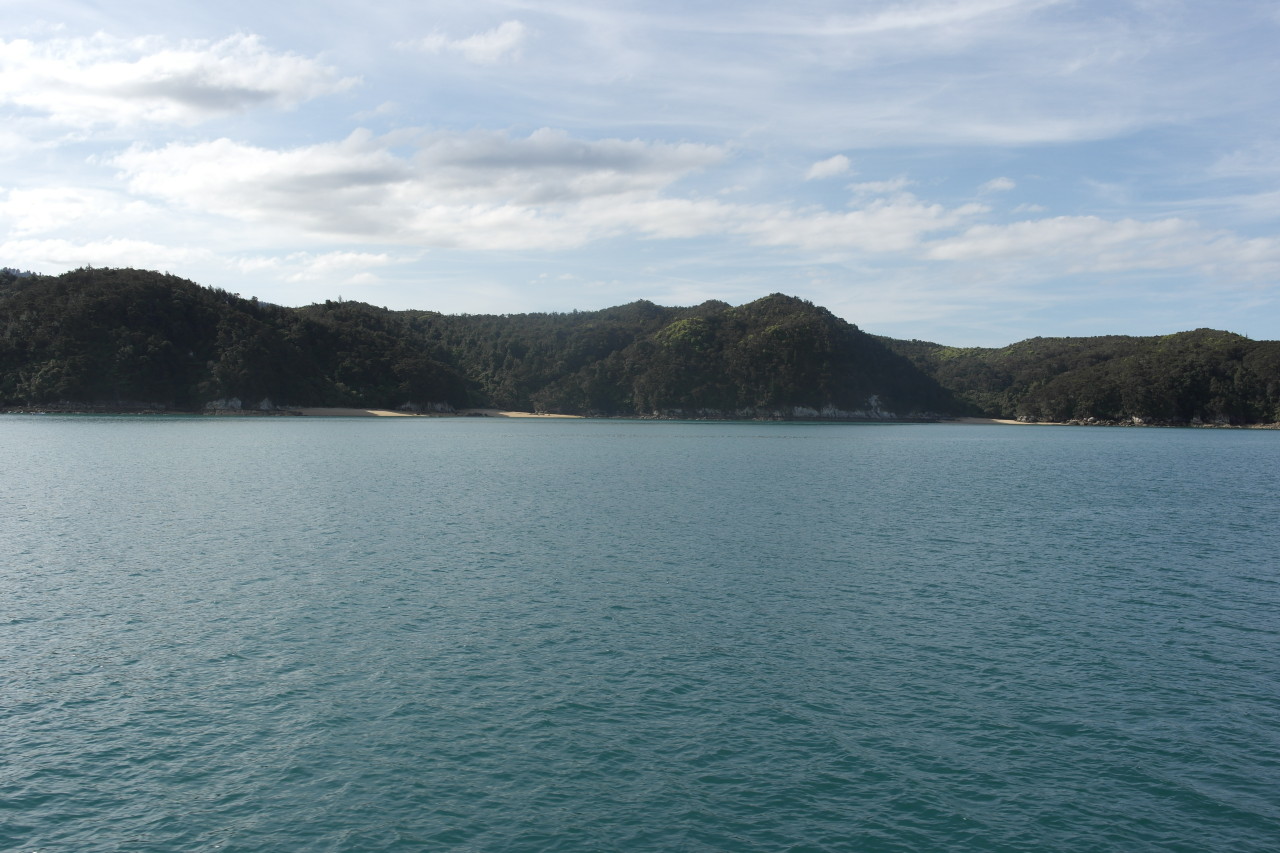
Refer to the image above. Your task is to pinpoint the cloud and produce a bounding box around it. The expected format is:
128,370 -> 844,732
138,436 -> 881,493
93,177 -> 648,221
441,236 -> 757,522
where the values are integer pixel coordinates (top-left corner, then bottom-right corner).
112,128 -> 727,245
99,120 -> 1280,297
814,0 -> 1062,38
0,33 -> 357,128
736,196 -> 987,252
926,216 -> 1187,263
980,177 -> 1016,193
849,177 -> 912,196
0,237 -> 213,271
1210,142 -> 1280,179
0,186 -> 158,235
805,154 -> 851,180
112,121 -> 1263,276
0,128 -> 37,160
413,127 -> 726,202
112,130 -> 413,234
504,0 -> 1253,150
110,126 -> 999,254
235,251 -> 396,283
409,21 -> 527,64
925,215 -> 1280,280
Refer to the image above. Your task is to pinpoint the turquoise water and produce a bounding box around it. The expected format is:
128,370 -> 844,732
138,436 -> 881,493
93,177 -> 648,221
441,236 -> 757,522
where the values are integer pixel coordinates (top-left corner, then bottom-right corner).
2,417 -> 1278,852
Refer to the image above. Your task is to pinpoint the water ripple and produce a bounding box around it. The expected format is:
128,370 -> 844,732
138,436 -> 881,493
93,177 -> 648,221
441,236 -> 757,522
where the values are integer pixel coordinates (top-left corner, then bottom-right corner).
1,418 -> 1278,851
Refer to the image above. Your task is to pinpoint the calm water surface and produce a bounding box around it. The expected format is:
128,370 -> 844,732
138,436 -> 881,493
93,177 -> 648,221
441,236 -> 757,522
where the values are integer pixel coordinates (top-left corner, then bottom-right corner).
2,417 -> 1278,851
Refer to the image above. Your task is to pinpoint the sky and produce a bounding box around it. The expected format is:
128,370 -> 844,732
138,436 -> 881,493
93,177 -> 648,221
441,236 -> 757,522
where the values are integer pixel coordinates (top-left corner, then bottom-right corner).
2,0 -> 1279,346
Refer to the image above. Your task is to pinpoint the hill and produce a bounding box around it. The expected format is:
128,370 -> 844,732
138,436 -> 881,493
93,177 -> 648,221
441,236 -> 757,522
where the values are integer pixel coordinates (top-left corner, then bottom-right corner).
4,266 -> 1278,423
883,332 -> 1280,425
0,267 -> 956,419
0,267 -> 468,411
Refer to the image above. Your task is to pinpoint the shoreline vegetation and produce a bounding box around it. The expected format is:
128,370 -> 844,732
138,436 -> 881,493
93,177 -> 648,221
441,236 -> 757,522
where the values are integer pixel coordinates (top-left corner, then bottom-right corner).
3,404 -> 1277,429
4,267 -> 1280,427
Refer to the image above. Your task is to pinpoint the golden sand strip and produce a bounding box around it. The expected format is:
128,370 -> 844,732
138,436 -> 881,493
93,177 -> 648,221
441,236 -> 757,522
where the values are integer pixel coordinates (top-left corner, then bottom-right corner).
296,407 -> 583,418
297,408 -> 416,417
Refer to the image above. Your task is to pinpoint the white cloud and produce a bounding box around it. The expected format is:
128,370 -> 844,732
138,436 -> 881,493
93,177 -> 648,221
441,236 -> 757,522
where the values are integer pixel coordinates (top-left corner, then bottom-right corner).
0,237 -> 213,271
235,251 -> 396,283
980,177 -> 1016,193
109,126 -> 1001,255
109,121 -> 1272,283
1210,142 -> 1280,179
737,196 -> 987,252
111,128 -> 727,245
409,21 -> 527,64
354,101 -> 400,121
805,154 -> 851,180
573,196 -> 733,241
815,0 -> 1063,38
0,33 -> 357,128
925,215 -> 1280,280
849,177 -> 913,195
113,130 -> 412,235
927,216 -> 1187,263
0,186 -> 156,235
0,129 -> 36,160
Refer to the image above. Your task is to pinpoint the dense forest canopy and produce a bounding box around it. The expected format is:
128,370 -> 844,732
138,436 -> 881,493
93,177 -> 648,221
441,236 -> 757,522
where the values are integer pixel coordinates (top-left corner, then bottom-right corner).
881,331 -> 1280,425
2,267 -> 1278,424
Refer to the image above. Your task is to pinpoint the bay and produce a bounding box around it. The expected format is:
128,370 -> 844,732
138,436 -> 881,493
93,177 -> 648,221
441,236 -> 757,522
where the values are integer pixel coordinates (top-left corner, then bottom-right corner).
2,416 -> 1278,851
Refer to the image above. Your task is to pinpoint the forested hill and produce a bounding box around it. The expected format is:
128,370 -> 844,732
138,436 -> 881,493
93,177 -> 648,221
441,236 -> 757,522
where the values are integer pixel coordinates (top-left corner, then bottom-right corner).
0,267 -> 954,418
882,332 -> 1280,425
2,266 -> 1278,423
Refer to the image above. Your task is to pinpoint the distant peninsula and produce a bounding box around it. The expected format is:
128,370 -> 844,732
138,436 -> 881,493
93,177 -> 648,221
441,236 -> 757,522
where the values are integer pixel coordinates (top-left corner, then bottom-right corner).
2,266 -> 1278,426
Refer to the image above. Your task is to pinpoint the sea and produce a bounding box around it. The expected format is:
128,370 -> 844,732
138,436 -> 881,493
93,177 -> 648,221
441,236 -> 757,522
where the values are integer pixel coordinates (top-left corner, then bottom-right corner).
2,415 -> 1278,852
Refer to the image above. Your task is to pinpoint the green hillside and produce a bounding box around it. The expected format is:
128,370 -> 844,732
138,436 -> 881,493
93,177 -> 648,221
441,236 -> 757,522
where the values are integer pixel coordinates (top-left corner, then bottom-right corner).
0,267 -> 955,419
883,331 -> 1280,424
4,266 -> 1278,423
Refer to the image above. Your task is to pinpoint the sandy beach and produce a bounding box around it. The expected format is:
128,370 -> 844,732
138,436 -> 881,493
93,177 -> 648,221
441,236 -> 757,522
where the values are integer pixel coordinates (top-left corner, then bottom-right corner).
296,407 -> 583,418
297,408 -> 420,417
297,410 -> 1043,423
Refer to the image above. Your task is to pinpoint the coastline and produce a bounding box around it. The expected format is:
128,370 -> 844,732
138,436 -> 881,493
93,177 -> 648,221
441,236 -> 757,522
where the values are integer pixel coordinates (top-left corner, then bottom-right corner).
297,408 -> 415,417
2,405 -> 1275,428
458,408 -> 583,419
295,407 -> 583,419
949,417 -> 1067,426
947,416 -> 1279,429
